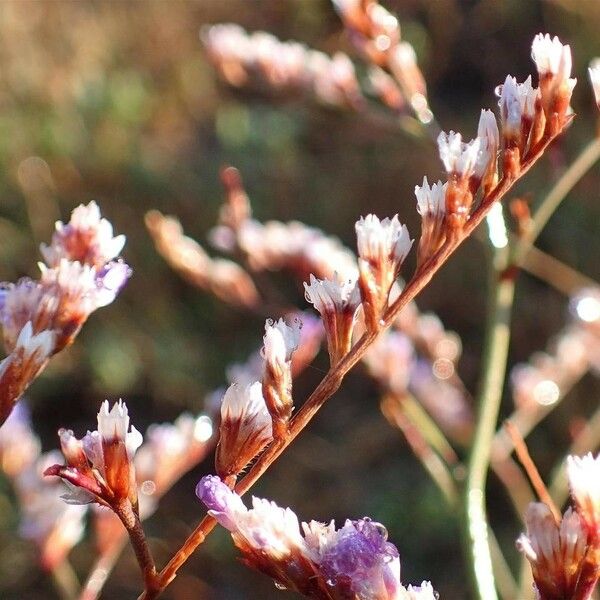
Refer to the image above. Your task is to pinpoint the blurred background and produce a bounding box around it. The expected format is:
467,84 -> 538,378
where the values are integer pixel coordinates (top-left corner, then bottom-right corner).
0,0 -> 599,598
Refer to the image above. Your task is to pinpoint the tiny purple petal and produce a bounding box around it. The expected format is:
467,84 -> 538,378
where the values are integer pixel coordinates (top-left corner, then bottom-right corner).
94,260 -> 131,307
196,475 -> 246,531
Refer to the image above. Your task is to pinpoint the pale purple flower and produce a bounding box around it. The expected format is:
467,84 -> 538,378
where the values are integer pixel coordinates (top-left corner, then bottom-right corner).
567,452 -> 600,533
40,201 -> 126,269
437,131 -> 481,178
589,59 -> 600,108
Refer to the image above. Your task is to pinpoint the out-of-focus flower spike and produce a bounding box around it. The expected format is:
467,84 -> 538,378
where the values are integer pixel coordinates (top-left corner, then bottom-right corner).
0,323 -> 54,424
355,214 -> 412,331
40,201 -> 126,270
475,109 -> 499,195
16,451 -> 87,571
0,402 -> 40,478
589,59 -> 600,111
415,177 -> 447,266
567,452 -> 600,538
216,382 -> 273,480
304,273 -> 361,365
262,317 -> 300,439
368,66 -> 406,113
531,34 -> 576,130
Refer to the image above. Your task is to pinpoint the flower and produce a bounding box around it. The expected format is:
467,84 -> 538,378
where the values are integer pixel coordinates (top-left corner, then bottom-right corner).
355,214 -> 412,330
567,453 -> 600,536
415,177 -> 447,265
531,34 -> 576,126
262,317 -> 301,437
16,451 -> 87,570
307,517 -> 403,599
215,382 -> 273,479
588,59 -> 600,110
438,131 -> 481,179
40,201 -> 126,270
496,75 -> 539,151
45,400 -> 143,510
474,109 -> 499,191
0,402 -> 40,478
197,476 -> 439,600
304,273 -> 361,365
517,503 -> 592,600
0,323 -> 54,424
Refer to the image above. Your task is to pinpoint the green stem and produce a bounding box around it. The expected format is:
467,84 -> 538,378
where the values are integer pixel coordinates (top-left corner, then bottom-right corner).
50,560 -> 79,600
464,244 -> 515,600
512,136 -> 600,266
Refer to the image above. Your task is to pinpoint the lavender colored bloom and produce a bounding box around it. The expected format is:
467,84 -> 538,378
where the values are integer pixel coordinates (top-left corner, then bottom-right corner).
196,475 -> 246,531
316,518 -> 402,599
94,260 -> 132,308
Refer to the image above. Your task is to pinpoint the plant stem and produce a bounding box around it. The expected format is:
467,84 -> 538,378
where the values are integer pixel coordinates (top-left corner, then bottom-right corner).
463,243 -> 515,600
50,560 -> 79,600
138,128 -> 561,600
78,533 -> 128,600
114,501 -> 157,591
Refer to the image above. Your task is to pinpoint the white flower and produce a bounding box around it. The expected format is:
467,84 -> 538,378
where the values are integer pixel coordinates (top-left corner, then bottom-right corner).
497,75 -> 538,137
517,503 -> 589,599
355,214 -> 412,267
589,58 -> 600,108
531,34 -> 572,79
415,177 -> 446,218
474,109 -> 499,180
437,130 -> 481,177
566,452 -> 600,530
262,317 -> 301,366
216,382 -> 273,478
304,274 -> 360,316
40,201 -> 126,269
403,581 -> 439,600
97,400 -> 143,456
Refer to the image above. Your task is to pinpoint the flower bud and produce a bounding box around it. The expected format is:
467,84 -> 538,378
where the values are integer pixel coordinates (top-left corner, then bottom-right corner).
262,318 -> 301,438
355,214 -> 412,331
304,274 -> 360,365
216,382 -> 273,479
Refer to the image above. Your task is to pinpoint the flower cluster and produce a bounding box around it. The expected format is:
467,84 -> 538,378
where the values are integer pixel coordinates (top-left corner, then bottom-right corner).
517,452 -> 600,600
0,202 -> 130,425
45,400 -> 142,511
202,24 -> 364,110
431,34 -> 575,236
197,475 -> 438,599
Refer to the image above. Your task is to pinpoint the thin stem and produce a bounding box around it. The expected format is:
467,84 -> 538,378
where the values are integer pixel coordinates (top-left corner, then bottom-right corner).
50,560 -> 79,600
512,136 -> 600,266
114,501 -> 157,591
381,394 -> 459,506
505,422 -> 561,522
78,533 -> 128,600
463,243 -> 515,600
521,244 -> 597,296
139,130 -> 561,600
